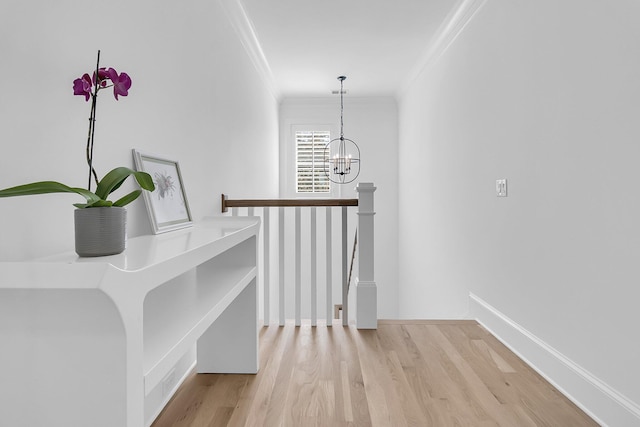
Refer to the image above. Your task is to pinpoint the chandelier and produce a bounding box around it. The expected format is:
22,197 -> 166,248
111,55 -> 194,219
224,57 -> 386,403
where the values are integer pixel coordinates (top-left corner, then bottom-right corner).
324,76 -> 360,184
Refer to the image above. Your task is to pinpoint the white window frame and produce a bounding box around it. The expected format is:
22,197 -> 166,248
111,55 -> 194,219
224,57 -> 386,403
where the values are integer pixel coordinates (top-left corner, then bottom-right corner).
294,129 -> 331,194
283,124 -> 340,198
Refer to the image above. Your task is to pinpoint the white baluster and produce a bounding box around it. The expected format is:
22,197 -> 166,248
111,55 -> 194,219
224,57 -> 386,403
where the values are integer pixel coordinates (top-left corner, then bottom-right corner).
279,207 -> 285,326
263,207 -> 270,326
311,207 -> 317,327
342,206 -> 348,326
326,207 -> 332,326
295,207 -> 301,327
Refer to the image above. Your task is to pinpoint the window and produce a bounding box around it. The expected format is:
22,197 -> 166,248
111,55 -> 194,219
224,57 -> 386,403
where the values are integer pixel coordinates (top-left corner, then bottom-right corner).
295,130 -> 330,193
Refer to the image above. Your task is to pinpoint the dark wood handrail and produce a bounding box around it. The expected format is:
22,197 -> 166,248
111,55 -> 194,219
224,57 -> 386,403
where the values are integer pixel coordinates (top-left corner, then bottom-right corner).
221,194 -> 358,213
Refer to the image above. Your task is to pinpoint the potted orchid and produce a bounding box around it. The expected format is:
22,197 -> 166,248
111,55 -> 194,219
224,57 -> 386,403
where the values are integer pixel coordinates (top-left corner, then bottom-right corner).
0,51 -> 154,256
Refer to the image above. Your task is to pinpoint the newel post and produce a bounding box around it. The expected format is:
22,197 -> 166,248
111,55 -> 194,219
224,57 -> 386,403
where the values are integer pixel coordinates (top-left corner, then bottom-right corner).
356,182 -> 377,329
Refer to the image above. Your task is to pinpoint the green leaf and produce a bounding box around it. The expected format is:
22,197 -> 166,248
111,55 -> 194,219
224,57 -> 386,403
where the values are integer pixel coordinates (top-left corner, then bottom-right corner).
133,171 -> 155,192
113,189 -> 142,207
95,167 -> 132,199
0,181 -> 101,205
87,199 -> 113,207
0,168 -> 154,209
95,167 -> 155,200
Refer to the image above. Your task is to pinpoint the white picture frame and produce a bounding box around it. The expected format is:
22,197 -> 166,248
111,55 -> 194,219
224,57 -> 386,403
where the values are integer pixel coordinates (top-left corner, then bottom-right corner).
132,149 -> 193,234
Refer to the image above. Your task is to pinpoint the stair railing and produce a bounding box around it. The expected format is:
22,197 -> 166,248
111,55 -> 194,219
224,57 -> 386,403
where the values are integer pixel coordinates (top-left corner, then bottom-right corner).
221,182 -> 376,329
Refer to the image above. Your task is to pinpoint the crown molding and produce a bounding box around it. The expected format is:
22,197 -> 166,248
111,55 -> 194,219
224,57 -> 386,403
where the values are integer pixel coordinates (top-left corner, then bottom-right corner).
397,0 -> 487,98
218,0 -> 280,101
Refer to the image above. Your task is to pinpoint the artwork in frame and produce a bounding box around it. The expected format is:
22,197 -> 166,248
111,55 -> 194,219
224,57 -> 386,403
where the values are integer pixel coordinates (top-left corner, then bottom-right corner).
132,149 -> 193,234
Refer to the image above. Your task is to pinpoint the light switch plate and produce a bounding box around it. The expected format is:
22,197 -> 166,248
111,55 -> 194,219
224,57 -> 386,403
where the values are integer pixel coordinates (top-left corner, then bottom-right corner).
496,179 -> 507,197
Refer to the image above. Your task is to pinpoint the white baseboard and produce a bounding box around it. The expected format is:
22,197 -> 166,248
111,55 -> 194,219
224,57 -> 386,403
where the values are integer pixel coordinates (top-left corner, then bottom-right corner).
469,293 -> 640,427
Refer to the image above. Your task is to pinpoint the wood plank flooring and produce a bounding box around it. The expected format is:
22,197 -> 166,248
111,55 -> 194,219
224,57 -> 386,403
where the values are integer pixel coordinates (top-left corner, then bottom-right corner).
152,320 -> 598,427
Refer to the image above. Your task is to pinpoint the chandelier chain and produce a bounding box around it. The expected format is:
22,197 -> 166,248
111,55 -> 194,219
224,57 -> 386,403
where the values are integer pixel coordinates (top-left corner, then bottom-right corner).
340,76 -> 344,139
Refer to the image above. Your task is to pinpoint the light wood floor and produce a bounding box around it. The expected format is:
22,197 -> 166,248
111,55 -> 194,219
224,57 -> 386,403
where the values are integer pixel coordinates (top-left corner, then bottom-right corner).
152,320 -> 598,427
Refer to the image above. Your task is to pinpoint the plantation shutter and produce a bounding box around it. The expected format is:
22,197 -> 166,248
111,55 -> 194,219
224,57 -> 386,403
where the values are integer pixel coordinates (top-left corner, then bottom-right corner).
296,131 -> 330,193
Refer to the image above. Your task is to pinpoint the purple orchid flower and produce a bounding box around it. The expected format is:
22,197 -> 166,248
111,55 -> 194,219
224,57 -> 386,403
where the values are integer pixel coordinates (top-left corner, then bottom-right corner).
72,73 -> 92,101
74,65 -> 132,101
106,68 -> 132,100
72,51 -> 134,191
93,67 -> 110,88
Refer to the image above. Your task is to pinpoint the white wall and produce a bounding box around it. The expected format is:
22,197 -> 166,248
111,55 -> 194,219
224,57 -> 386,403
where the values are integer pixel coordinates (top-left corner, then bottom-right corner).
398,0 -> 640,424
280,97 -> 399,318
0,0 -> 279,260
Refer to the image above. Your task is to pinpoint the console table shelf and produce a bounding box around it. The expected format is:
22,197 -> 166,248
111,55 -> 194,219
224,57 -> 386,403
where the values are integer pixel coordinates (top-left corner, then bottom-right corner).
0,216 -> 260,427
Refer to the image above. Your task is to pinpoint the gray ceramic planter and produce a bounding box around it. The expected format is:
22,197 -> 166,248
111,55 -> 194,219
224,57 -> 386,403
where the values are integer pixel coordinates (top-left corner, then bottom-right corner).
74,206 -> 126,257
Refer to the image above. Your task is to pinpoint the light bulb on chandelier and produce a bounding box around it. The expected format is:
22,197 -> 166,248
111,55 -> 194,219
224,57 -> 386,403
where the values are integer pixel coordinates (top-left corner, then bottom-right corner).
324,76 -> 360,184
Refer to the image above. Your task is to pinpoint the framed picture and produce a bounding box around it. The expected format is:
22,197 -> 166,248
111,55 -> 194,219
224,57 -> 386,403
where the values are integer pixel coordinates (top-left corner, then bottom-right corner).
132,149 -> 193,234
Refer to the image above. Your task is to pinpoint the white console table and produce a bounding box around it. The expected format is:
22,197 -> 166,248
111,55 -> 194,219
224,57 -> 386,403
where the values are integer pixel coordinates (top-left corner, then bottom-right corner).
0,216 -> 260,427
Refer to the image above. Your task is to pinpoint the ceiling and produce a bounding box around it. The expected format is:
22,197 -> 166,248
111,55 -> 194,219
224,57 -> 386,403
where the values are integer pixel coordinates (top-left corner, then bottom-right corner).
238,0 -> 461,98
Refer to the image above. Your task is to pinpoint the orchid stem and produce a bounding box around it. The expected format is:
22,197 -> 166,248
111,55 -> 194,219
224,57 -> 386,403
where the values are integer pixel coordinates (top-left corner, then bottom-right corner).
87,49 -> 101,191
